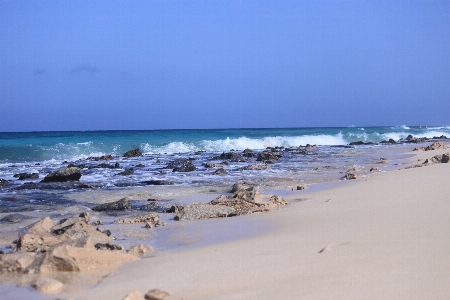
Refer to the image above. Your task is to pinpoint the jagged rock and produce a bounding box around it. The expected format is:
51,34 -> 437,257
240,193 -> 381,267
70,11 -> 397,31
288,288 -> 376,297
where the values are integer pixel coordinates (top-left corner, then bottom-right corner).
414,141 -> 447,151
114,212 -> 160,225
268,195 -> 288,209
230,182 -> 254,193
203,162 -> 224,168
0,252 -> 36,272
344,172 -> 358,180
257,151 -> 282,162
29,217 -> 54,233
59,221 -> 112,244
0,213 -> 33,223
145,289 -> 170,300
240,164 -> 269,171
92,197 -> 132,212
17,232 -> 61,252
51,213 -> 90,235
432,153 -> 450,163
166,205 -> 183,213
214,151 -> 245,162
31,277 -> 63,294
174,203 -> 236,221
14,173 -> 39,180
39,244 -> 139,273
212,168 -> 228,175
242,148 -> 255,157
95,243 -> 123,251
41,167 -> 82,183
123,148 -> 142,158
127,244 -> 154,256
123,291 -> 145,300
87,154 -> 114,161
172,160 -> 196,172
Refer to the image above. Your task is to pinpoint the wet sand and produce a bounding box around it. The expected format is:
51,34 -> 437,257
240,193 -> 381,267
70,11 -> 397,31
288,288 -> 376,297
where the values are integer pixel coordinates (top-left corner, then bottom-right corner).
52,147 -> 450,299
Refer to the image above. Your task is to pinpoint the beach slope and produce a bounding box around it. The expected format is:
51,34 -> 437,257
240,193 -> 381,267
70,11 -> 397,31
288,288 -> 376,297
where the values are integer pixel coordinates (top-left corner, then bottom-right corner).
62,152 -> 450,300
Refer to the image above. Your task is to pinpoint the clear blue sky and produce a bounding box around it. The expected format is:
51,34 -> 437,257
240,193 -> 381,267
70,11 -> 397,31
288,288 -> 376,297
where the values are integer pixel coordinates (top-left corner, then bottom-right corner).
1,0 -> 449,131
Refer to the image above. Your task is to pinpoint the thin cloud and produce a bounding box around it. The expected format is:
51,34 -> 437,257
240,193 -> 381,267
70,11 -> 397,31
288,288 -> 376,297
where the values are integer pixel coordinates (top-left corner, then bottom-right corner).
70,63 -> 100,74
33,69 -> 46,76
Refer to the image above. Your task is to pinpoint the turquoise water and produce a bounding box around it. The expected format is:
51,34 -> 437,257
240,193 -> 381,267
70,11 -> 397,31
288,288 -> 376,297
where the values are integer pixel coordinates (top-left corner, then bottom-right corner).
1,126 -> 448,163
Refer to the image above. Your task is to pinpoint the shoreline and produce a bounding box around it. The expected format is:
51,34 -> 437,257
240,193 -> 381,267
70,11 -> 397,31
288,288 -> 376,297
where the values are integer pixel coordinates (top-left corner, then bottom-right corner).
1,143 -> 449,299
53,146 -> 450,299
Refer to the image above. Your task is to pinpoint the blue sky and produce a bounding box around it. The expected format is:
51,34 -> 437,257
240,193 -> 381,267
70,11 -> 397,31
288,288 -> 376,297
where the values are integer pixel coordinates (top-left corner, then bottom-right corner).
1,0 -> 449,131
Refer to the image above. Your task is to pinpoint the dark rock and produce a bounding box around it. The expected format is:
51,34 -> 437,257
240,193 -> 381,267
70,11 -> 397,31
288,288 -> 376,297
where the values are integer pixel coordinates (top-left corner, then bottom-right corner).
0,214 -> 34,223
123,148 -> 142,158
116,168 -> 134,176
89,163 -> 120,169
0,179 -> 8,187
92,197 -> 132,212
14,173 -> 39,180
239,164 -> 269,171
172,160 -> 196,172
212,168 -> 228,175
141,180 -> 173,185
296,185 -> 306,190
242,148 -> 255,157
257,151 -> 282,162
41,167 -> 82,183
94,243 -> 123,251
86,154 -> 114,161
349,141 -> 375,145
214,152 -> 245,162
203,162 -> 224,168
166,205 -> 183,213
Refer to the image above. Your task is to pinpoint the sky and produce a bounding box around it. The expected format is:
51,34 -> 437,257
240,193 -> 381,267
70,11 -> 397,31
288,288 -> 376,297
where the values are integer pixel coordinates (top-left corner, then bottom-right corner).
1,0 -> 449,132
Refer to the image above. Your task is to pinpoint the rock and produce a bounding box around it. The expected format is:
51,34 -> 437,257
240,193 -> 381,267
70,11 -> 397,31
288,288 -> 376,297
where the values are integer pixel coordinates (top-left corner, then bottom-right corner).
90,163 -> 119,169
172,160 -> 196,172
0,252 -> 36,272
41,167 -> 82,183
418,141 -> 446,151
114,213 -> 161,225
268,195 -> 288,209
433,153 -> 450,163
17,232 -> 61,252
344,172 -> 358,180
230,182 -> 254,193
59,221 -> 112,244
39,244 -> 139,273
174,203 -> 236,221
51,213 -> 90,235
214,151 -> 245,162
123,148 -> 143,158
92,197 -> 132,212
296,185 -> 306,190
95,243 -> 123,251
123,291 -> 145,300
0,178 -> 8,187
127,244 -> 154,256
212,168 -> 228,175
31,277 -> 64,294
14,173 -> 39,180
257,151 -> 282,162
369,167 -> 379,172
87,154 -> 114,161
239,164 -> 269,171
116,168 -> 135,176
0,213 -> 33,223
141,180 -> 174,185
28,217 -> 54,233
242,148 -> 255,157
145,289 -> 170,300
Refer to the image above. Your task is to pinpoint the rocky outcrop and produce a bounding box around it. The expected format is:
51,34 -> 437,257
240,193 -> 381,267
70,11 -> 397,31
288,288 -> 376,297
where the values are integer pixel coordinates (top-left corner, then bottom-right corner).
432,153 -> 450,163
92,197 -> 132,211
87,154 -> 114,161
172,160 -> 196,172
41,167 -> 82,182
257,150 -> 282,162
123,148 -> 142,158
414,141 -> 447,151
14,173 -> 39,180
213,151 -> 245,162
174,203 -> 236,221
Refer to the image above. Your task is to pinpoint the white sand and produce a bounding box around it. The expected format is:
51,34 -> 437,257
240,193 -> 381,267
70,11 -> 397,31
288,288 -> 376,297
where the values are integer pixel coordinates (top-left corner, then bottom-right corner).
61,148 -> 450,299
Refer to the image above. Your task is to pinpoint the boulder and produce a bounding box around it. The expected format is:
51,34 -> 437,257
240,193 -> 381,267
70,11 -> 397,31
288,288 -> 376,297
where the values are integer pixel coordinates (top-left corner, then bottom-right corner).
114,212 -> 161,225
51,213 -> 90,235
92,197 -> 132,211
257,150 -> 282,162
0,178 -> 8,187
0,252 -> 36,272
145,289 -> 170,300
172,160 -> 196,172
41,167 -> 82,182
123,148 -> 142,158
127,244 -> 154,256
214,151 -> 245,162
17,232 -> 61,252
28,217 -> 54,233
39,244 -> 139,273
174,203 -> 236,221
95,243 -> 123,251
31,277 -> 64,294
59,221 -> 112,244
230,182 -> 254,193
87,154 -> 114,161
268,195 -> 288,209
14,173 -> 39,180
432,153 -> 450,163
344,172 -> 358,180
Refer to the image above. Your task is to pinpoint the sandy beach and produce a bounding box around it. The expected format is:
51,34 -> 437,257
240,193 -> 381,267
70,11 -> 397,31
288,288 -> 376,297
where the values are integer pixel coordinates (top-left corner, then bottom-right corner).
46,147 -> 449,300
